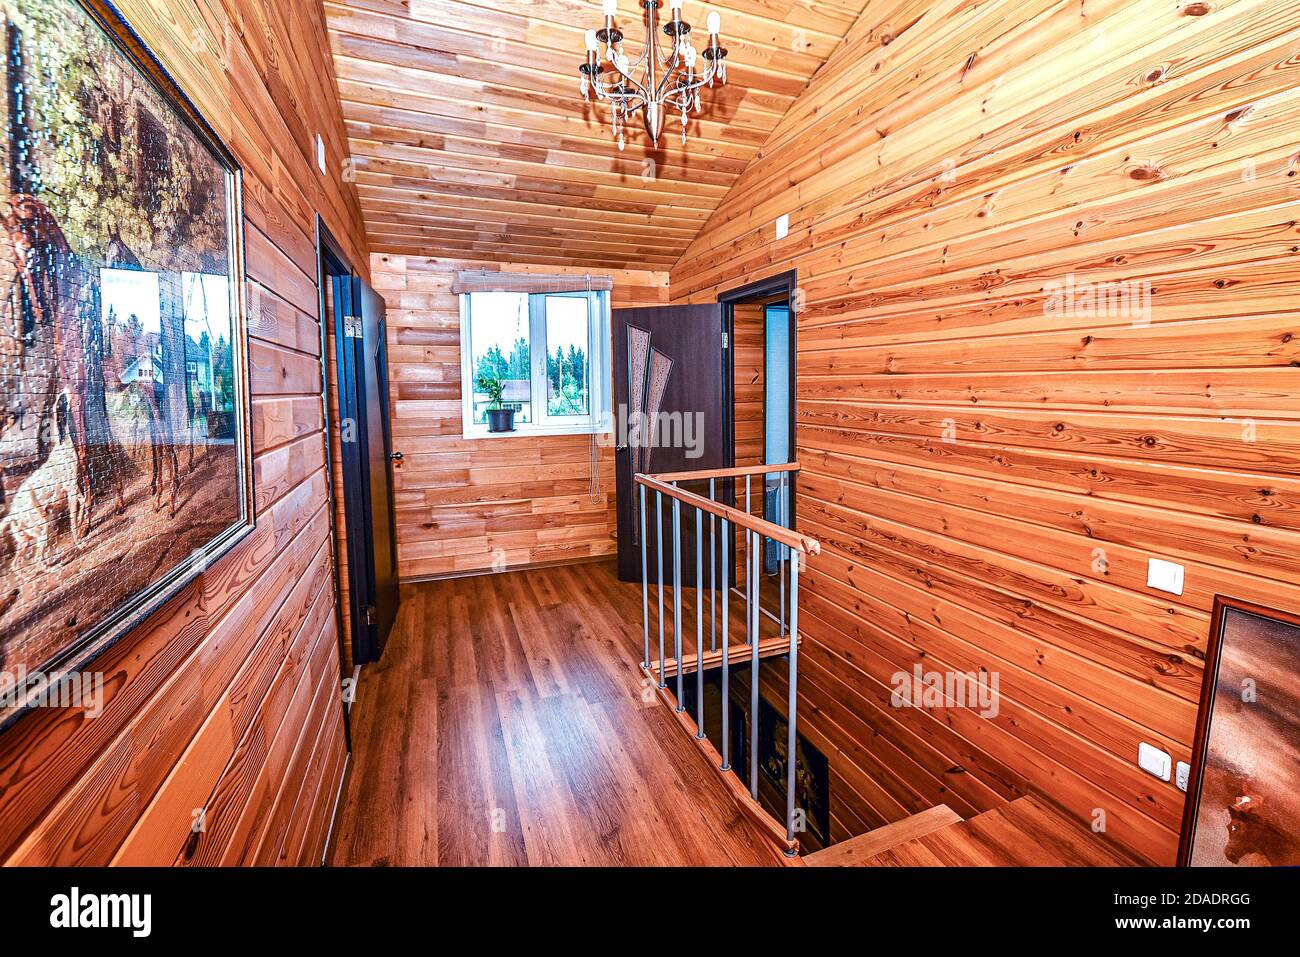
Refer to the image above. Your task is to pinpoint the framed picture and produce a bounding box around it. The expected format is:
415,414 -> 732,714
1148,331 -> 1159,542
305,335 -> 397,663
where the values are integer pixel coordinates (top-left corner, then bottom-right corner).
0,0 -> 252,722
1178,596 -> 1300,866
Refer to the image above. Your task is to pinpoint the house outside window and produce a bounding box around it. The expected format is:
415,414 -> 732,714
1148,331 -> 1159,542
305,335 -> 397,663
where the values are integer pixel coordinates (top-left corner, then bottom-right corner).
459,288 -> 610,438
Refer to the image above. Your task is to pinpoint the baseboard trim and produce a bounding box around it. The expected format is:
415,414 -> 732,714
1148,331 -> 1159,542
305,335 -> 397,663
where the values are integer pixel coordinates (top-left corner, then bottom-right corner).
320,751 -> 351,868
399,553 -> 614,586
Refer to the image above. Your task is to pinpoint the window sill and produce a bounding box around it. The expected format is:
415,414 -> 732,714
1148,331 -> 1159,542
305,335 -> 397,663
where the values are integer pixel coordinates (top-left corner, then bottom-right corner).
462,424 -> 609,440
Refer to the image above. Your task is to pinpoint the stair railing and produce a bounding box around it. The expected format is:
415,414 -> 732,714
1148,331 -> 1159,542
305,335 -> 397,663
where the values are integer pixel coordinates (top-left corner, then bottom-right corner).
635,463 -> 819,857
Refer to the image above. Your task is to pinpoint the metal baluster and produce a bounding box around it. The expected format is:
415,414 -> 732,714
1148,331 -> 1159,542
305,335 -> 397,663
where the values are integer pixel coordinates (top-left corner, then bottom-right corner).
640,482 -> 649,668
720,518 -> 731,772
673,496 -> 684,712
785,552 -> 800,855
743,519 -> 751,614
670,481 -> 681,691
709,477 -> 717,652
779,472 -> 786,638
656,490 -> 666,689
749,528 -> 760,800
744,474 -> 751,647
696,504 -> 705,738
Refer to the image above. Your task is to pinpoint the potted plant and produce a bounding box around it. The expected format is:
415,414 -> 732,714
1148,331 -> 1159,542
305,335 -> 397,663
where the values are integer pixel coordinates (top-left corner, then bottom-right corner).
476,370 -> 516,433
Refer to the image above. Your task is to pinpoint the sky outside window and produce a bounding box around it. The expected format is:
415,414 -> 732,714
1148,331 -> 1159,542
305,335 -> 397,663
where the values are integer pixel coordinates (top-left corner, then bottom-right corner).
545,295 -> 589,416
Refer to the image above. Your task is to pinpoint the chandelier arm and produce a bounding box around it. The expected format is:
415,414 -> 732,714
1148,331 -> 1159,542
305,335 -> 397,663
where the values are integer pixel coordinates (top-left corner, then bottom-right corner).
628,41 -> 650,73
671,61 -> 716,96
656,60 -> 686,100
605,56 -> 651,102
603,60 -> 713,106
592,67 -> 646,110
606,87 -> 648,110
593,74 -> 617,103
656,21 -> 677,70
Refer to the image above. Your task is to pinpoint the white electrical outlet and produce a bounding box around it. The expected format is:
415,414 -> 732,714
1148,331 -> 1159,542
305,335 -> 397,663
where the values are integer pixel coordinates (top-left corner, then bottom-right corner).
1138,742 -> 1171,782
1176,761 -> 1190,792
1147,558 -> 1185,596
316,133 -> 327,175
776,213 -> 789,240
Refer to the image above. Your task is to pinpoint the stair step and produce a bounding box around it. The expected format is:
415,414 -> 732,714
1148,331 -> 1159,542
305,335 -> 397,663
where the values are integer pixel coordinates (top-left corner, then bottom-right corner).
853,795 -> 1139,867
804,805 -> 963,866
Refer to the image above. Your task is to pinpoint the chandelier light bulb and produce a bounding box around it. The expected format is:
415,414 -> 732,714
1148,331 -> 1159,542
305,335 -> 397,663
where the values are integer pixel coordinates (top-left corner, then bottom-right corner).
707,11 -> 721,35
603,0 -> 618,16
669,0 -> 683,9
585,29 -> 599,52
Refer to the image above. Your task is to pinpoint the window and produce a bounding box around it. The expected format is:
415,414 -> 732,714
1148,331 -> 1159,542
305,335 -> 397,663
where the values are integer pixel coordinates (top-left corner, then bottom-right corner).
460,289 -> 610,438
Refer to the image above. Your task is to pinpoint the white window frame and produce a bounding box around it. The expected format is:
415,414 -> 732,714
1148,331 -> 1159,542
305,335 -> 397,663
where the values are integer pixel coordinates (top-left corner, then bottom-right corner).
459,289 -> 611,439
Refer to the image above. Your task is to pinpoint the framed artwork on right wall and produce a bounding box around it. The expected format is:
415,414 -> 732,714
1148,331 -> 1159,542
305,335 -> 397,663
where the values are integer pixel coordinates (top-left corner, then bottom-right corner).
1179,596 -> 1300,866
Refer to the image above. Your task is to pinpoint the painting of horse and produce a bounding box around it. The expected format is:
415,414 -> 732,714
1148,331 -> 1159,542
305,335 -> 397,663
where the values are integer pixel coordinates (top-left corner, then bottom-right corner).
0,0 -> 250,715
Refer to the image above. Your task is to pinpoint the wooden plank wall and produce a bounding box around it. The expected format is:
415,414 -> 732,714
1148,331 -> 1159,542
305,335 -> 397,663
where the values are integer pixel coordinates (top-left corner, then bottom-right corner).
671,0 -> 1300,865
0,0 -> 367,866
372,255 -> 669,581
733,303 -> 766,472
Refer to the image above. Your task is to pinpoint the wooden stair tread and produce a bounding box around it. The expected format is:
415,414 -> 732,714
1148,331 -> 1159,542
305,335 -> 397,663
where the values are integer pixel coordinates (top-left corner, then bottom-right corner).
804,804 -> 963,866
854,795 -> 1139,867
651,635 -> 799,679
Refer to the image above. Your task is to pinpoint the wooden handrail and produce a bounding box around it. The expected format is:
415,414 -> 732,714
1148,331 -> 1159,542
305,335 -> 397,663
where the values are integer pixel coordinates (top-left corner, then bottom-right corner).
650,461 -> 801,483
635,472 -> 821,556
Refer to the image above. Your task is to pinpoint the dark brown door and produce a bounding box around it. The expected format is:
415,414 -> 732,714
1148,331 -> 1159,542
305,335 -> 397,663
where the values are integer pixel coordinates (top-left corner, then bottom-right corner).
358,280 -> 399,657
612,304 -> 728,584
336,276 -> 399,663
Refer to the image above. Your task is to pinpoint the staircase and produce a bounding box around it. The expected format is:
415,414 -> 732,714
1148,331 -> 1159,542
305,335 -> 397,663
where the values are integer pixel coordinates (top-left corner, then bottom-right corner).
804,795 -> 1136,867
636,463 -> 817,860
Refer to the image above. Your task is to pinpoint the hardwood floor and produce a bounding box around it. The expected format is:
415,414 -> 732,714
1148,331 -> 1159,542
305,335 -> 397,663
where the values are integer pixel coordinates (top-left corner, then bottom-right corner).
329,560 -> 785,866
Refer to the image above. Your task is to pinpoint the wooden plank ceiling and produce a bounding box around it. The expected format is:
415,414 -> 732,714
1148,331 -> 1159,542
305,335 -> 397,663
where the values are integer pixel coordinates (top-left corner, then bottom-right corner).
324,0 -> 873,269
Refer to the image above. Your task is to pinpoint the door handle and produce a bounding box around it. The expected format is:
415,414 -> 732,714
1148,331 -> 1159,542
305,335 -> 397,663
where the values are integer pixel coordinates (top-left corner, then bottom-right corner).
389,451 -> 404,462
615,445 -> 628,453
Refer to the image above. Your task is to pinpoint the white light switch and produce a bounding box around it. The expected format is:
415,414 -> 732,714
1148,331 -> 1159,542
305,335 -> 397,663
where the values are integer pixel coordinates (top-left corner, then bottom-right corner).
1146,558 -> 1185,596
316,133 -> 328,175
1138,742 -> 1171,782
776,214 -> 789,240
1176,761 -> 1190,792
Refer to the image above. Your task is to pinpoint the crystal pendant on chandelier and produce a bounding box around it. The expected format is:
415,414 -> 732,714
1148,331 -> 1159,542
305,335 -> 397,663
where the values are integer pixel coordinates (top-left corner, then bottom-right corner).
577,1 -> 728,149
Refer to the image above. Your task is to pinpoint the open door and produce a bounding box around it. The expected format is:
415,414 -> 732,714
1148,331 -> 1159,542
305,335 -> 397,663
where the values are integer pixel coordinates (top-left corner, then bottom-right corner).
612,304 -> 728,584
335,277 -> 400,663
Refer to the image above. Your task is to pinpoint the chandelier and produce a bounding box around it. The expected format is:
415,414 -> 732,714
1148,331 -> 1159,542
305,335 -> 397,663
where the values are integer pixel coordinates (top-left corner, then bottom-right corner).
579,0 -> 728,149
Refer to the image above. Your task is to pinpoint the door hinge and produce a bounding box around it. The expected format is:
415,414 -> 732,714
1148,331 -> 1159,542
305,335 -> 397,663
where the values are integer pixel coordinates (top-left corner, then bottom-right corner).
344,316 -> 363,338
721,331 -> 730,349
364,605 -> 376,626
